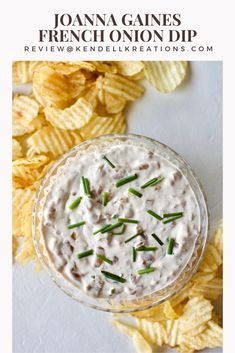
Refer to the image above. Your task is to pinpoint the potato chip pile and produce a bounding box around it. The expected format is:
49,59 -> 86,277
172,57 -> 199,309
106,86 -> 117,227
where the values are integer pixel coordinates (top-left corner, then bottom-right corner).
112,222 -> 223,353
12,60 -> 188,266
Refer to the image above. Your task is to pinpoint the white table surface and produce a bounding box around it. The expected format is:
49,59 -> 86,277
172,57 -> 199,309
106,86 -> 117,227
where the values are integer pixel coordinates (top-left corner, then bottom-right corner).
13,61 -> 223,353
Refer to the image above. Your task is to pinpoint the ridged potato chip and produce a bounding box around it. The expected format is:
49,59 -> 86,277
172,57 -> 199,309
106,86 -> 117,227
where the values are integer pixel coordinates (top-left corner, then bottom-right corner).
12,188 -> 35,236
104,92 -> 127,114
44,97 -> 93,130
12,236 -> 18,257
103,73 -> 144,101
112,320 -> 152,353
189,277 -> 223,300
12,155 -> 49,187
132,302 -> 166,321
199,244 -> 222,272
33,65 -> 70,108
83,84 -> 99,109
116,61 -> 144,76
179,296 -> 212,335
144,61 -> 188,93
12,61 -> 44,83
80,113 -> 126,140
12,95 -> 39,137
27,126 -> 82,157
92,61 -> 117,73
67,71 -> 87,99
12,139 -> 23,160
165,320 -> 181,346
163,301 -> 179,320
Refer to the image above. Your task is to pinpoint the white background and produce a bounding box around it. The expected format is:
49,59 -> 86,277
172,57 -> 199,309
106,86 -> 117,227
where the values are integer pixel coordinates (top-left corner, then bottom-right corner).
13,61 -> 222,353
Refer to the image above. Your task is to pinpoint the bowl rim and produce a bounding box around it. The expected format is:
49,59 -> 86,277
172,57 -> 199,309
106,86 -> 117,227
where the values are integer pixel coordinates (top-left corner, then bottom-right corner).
32,133 -> 209,313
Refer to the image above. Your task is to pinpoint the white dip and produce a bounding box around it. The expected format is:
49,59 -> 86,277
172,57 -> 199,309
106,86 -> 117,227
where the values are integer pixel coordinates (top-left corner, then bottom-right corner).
41,142 -> 200,299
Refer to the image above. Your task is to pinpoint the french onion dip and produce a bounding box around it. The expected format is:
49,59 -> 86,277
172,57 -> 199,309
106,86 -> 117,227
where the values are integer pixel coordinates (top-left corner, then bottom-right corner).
41,141 -> 200,300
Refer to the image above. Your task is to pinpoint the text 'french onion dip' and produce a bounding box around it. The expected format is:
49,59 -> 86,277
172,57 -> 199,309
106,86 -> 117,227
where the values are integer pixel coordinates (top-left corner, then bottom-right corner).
40,140 -> 200,300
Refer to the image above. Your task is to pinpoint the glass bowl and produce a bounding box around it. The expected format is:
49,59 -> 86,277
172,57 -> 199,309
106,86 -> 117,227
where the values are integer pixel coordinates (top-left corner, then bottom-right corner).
32,134 -> 209,313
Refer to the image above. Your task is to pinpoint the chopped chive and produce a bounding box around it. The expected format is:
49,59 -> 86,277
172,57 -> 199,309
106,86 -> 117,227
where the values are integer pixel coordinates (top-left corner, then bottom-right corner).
147,210 -> 163,221
111,288 -> 116,294
85,178 -> 91,197
128,188 -> 143,198
93,224 -> 111,235
82,176 -> 88,194
102,192 -> 109,206
67,221 -> 86,229
163,212 -> 183,218
103,155 -> 115,169
101,222 -> 123,233
132,247 -> 137,262
82,177 -> 91,196
162,214 -> 183,224
136,246 -> 158,252
101,270 -> 126,283
96,254 -> 113,265
141,176 -> 164,189
124,232 -> 143,244
68,196 -> 82,210
167,238 -> 174,255
151,233 -> 164,246
112,224 -> 126,235
116,174 -> 138,188
118,218 -> 139,224
77,249 -> 93,259
138,267 -> 155,275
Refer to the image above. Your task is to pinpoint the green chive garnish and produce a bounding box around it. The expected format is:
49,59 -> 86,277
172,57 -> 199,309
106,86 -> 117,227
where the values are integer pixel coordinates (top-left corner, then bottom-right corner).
77,249 -> 93,259
101,222 -> 123,233
96,254 -> 113,265
167,238 -> 174,255
138,267 -> 155,275
103,155 -> 115,169
136,246 -> 158,252
102,192 -> 109,206
93,224 -> 111,235
141,176 -> 164,189
116,174 -> 138,188
132,247 -> 137,262
163,212 -> 183,218
101,270 -> 126,283
118,218 -> 139,224
128,188 -> 143,198
112,224 -> 126,235
82,177 -> 91,196
162,214 -> 183,224
68,196 -> 82,210
67,221 -> 86,229
124,232 -> 143,244
147,210 -> 163,221
151,233 -> 164,246
82,176 -> 87,194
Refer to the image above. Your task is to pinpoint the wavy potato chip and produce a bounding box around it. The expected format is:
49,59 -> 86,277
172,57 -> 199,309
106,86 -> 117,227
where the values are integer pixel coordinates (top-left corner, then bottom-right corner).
12,61 -> 44,83
116,61 -> 144,76
179,296 -> 213,335
144,61 -> 188,93
112,320 -> 152,353
27,126 -> 82,157
104,92 -> 127,114
165,319 -> 181,346
33,65 -> 70,108
44,97 -> 93,130
103,73 -> 144,101
12,139 -> 23,160
189,277 -> 223,300
80,113 -> 126,140
12,95 -> 39,137
12,155 -> 49,187
12,188 -> 35,236
199,243 -> 222,272
67,71 -> 87,99
163,301 -> 179,320
92,61 -> 117,73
